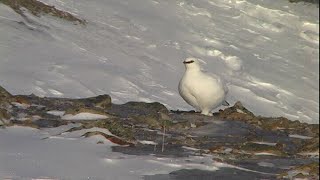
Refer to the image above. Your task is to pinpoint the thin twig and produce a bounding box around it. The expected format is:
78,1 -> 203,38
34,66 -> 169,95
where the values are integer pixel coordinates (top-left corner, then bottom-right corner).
162,123 -> 166,152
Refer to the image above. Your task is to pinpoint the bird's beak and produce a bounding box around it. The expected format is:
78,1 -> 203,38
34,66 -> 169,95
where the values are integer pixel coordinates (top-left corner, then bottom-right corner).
183,60 -> 194,64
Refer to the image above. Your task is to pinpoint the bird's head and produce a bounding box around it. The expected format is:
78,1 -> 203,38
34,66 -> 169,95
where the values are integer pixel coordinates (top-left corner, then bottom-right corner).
183,57 -> 201,71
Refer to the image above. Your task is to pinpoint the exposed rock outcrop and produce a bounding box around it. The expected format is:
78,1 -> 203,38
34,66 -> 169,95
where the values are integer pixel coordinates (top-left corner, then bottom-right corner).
0,85 -> 318,179
0,0 -> 86,24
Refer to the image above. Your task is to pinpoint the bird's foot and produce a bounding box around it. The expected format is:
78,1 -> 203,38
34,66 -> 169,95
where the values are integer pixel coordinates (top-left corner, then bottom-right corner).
201,111 -> 213,116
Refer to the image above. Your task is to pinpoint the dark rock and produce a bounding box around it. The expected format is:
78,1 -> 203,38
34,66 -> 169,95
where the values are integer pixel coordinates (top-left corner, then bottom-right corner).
9,119 -> 39,129
219,102 -> 319,138
289,0 -> 319,4
112,143 -> 190,157
12,96 -> 31,105
145,168 -> 276,180
108,101 -> 169,118
33,119 -> 67,128
64,107 -> 110,116
82,131 -> 133,146
80,119 -> 135,141
107,101 -> 171,129
239,142 -> 286,156
0,86 -> 12,98
132,115 -> 162,129
278,162 -> 319,179
298,137 -> 319,154
0,108 -> 11,120
0,85 -> 13,105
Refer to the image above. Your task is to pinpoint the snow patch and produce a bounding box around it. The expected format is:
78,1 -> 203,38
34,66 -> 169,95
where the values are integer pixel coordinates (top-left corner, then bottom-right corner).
61,112 -> 108,120
139,140 -> 158,145
11,102 -> 30,109
258,162 -> 275,168
236,109 -> 246,114
289,134 -> 313,140
254,152 -> 278,156
182,146 -> 201,151
47,110 -> 65,117
252,141 -> 277,146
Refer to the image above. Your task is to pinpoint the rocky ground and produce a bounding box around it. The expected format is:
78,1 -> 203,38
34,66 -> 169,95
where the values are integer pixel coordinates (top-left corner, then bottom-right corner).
0,86 -> 319,179
0,0 -> 86,24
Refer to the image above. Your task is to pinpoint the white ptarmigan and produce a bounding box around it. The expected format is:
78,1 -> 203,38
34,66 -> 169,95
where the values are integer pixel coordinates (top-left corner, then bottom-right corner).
178,57 -> 228,116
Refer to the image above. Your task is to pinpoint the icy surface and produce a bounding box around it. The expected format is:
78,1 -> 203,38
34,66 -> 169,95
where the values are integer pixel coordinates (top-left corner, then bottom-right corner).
0,0 -> 318,124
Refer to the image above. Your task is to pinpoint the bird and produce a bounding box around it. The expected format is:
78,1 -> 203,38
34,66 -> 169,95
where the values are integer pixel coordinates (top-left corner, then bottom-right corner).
178,57 -> 229,116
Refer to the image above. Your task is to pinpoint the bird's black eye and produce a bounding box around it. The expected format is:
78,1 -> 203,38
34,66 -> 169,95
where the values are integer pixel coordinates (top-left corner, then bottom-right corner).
183,60 -> 194,64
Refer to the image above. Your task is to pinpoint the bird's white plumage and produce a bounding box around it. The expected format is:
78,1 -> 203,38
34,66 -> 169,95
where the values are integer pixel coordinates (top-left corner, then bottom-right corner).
179,58 -> 227,116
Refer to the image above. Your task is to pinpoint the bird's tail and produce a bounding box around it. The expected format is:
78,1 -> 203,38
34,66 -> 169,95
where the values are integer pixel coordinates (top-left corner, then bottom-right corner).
222,100 -> 229,106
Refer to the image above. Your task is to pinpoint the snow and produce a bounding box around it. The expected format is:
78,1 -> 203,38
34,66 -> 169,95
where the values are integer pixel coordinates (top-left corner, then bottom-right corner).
257,161 -> 275,168
0,0 -> 318,179
254,152 -> 278,156
289,134 -> 314,139
61,112 -> 109,120
46,110 -> 65,117
11,102 -> 30,109
182,146 -> 201,151
236,109 -> 246,114
138,140 -> 158,145
0,0 -> 318,124
252,141 -> 277,146
0,125 -> 248,180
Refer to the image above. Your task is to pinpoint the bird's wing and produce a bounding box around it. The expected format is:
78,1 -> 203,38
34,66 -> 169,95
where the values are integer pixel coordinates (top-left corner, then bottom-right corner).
206,73 -> 228,90
179,80 -> 200,109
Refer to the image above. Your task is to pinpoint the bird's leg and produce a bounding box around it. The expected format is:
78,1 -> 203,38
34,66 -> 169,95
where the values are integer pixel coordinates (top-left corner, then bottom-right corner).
201,110 -> 213,116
